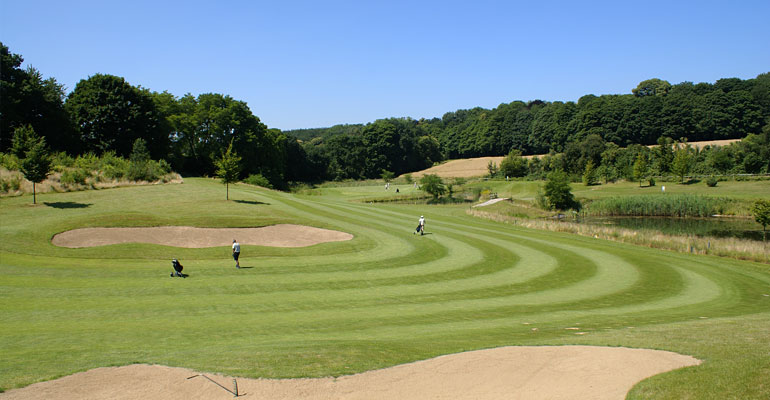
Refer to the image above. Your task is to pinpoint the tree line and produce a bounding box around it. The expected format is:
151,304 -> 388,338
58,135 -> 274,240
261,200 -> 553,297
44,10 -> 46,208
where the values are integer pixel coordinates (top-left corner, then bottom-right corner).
289,75 -> 770,180
1,43 -> 302,189
3,41 -> 769,187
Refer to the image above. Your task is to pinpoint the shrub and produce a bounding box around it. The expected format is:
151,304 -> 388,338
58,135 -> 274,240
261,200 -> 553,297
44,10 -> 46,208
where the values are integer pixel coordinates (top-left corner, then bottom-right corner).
60,168 -> 90,186
155,159 -> 172,175
706,176 -> 718,187
103,164 -> 127,180
0,175 -> 22,192
98,152 -> 130,180
127,162 -> 168,182
0,153 -> 21,170
126,160 -> 169,182
243,173 -> 273,189
51,152 -> 75,168
74,153 -> 100,170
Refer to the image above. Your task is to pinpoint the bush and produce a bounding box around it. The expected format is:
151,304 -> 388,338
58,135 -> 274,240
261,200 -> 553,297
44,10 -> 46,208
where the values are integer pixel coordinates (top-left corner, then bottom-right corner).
156,159 -> 172,175
0,153 -> 21,170
706,176 -> 718,187
60,168 -> 90,186
126,160 -> 169,182
102,164 -> 126,180
127,162 -> 167,182
243,173 -> 273,189
51,152 -> 75,168
0,175 -> 22,192
98,152 -> 130,180
74,153 -> 100,170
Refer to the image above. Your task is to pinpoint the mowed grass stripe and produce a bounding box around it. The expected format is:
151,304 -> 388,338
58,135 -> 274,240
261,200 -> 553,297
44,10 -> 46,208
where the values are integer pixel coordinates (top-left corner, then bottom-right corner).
329,202 -> 641,301
3,179 -> 770,397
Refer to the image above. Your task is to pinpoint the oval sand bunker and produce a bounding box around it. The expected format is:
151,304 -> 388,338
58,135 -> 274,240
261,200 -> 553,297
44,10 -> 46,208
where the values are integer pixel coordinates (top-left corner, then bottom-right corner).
51,224 -> 353,248
0,346 -> 700,400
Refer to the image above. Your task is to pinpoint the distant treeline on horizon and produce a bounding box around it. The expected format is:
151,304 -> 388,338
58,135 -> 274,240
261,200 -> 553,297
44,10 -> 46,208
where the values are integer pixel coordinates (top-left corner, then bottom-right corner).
285,75 -> 769,158
2,41 -> 768,186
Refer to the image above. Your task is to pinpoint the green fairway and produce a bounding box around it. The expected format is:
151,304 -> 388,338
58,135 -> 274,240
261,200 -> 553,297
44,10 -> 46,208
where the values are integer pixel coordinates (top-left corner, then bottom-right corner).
1,178 -> 769,398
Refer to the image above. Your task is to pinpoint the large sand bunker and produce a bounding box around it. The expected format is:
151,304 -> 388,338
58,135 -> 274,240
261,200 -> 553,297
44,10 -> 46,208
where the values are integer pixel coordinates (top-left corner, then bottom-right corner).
0,346 -> 699,400
51,224 -> 353,248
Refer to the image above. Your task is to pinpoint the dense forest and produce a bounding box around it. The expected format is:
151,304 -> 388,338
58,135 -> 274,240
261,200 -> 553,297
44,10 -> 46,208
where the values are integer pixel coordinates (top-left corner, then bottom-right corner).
2,41 -> 769,187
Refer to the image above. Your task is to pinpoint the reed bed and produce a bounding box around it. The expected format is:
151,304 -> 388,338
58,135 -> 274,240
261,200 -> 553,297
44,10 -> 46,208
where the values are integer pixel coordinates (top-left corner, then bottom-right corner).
585,194 -> 730,217
469,209 -> 770,264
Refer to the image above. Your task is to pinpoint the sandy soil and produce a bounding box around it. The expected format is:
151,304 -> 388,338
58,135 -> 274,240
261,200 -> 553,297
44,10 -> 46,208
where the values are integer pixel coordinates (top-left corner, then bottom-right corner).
0,346 -> 700,400
409,139 -> 741,178
51,224 -> 353,248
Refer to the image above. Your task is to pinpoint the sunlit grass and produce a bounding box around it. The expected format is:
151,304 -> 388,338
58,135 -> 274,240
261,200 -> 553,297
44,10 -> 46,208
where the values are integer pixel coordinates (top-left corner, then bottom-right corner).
1,178 -> 769,398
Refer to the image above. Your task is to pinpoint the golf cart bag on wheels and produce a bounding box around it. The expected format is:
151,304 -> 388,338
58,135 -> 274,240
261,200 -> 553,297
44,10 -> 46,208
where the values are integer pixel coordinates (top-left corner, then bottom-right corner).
171,259 -> 185,277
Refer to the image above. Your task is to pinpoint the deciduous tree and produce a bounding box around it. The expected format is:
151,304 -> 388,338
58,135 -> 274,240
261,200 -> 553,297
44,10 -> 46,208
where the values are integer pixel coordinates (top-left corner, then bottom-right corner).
18,128 -> 52,204
420,174 -> 446,199
65,74 -> 167,158
751,200 -> 770,241
215,140 -> 242,200
633,153 -> 649,187
544,170 -> 575,210
672,143 -> 694,183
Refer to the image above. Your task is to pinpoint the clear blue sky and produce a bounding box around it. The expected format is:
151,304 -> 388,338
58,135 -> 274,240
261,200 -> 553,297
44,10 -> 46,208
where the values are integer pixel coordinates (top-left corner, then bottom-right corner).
2,0 -> 769,130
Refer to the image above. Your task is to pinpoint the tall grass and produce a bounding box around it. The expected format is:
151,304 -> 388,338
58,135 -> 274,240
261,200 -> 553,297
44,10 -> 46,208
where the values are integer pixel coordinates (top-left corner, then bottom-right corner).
586,194 -> 730,217
468,209 -> 770,264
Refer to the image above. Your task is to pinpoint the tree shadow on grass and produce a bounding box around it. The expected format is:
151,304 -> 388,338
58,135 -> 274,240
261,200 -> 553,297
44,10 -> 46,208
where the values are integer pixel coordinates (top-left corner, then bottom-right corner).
44,202 -> 92,209
233,199 -> 269,206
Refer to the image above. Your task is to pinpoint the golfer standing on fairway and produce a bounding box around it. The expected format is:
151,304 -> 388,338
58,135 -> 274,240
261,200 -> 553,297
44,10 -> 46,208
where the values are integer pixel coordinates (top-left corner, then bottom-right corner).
416,215 -> 426,235
232,239 -> 241,269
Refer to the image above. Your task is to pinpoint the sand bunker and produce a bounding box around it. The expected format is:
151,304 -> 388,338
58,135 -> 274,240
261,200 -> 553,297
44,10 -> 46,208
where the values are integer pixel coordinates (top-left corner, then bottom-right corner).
0,346 -> 699,400
51,224 -> 353,248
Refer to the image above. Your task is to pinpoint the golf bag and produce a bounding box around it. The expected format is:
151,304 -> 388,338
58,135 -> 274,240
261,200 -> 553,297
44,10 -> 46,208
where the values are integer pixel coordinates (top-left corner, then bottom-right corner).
171,259 -> 185,277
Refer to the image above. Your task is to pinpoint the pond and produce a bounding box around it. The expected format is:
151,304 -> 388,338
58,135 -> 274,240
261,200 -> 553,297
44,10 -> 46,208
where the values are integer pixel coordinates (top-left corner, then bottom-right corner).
575,216 -> 765,242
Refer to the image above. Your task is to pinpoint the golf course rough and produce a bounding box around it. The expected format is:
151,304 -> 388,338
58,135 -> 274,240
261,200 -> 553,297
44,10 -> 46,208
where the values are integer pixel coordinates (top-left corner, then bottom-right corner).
0,178 -> 768,398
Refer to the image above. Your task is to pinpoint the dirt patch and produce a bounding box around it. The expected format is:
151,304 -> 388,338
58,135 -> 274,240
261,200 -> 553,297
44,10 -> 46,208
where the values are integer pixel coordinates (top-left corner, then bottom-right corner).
0,346 -> 699,400
51,225 -> 353,248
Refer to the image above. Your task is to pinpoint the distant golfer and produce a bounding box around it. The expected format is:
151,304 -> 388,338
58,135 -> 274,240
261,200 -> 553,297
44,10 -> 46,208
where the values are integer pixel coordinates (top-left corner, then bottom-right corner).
232,239 -> 241,269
